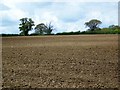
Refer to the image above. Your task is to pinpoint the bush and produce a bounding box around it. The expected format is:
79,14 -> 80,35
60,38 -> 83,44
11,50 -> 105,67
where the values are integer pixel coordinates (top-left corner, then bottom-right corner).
1,34 -> 21,37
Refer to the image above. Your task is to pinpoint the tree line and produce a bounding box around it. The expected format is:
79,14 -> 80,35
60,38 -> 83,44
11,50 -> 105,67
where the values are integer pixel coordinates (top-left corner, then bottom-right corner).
1,18 -> 120,37
18,17 -> 120,36
19,18 -> 54,36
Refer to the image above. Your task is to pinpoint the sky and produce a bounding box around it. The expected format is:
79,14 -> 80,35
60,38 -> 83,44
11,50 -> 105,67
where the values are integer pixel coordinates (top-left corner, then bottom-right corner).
0,0 -> 119,34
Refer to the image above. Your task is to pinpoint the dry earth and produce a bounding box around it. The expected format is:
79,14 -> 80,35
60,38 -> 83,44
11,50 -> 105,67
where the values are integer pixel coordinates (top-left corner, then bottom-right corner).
2,35 -> 119,88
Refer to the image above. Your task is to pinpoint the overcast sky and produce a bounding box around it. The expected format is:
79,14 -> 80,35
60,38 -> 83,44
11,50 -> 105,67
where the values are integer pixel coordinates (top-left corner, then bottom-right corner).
0,0 -> 119,34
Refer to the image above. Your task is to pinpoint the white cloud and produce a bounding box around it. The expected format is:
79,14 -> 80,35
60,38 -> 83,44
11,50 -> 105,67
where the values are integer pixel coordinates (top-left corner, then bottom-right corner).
0,26 -> 19,34
2,0 -> 119,3
0,1 -> 118,34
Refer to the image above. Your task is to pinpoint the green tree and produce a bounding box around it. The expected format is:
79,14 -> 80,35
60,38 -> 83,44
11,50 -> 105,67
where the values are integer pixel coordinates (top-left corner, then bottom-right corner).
109,25 -> 120,34
109,25 -> 120,30
35,22 -> 54,35
19,18 -> 34,36
34,23 -> 47,35
85,19 -> 102,31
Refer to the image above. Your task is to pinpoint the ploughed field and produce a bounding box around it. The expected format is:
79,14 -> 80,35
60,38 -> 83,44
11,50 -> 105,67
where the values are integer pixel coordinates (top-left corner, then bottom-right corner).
2,35 -> 119,88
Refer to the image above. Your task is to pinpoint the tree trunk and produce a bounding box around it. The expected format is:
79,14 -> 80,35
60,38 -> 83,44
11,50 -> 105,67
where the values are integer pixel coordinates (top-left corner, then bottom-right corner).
24,31 -> 28,36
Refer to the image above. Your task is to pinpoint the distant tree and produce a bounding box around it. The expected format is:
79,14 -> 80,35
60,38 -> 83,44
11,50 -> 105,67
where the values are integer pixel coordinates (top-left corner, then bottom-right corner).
85,19 -> 102,31
109,25 -> 116,28
108,25 -> 120,34
109,25 -> 120,30
35,22 -> 54,35
45,22 -> 54,34
19,18 -> 34,36
34,23 -> 47,35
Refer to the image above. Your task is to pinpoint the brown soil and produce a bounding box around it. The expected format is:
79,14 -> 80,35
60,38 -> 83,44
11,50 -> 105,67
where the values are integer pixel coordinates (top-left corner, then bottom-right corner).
2,35 -> 119,88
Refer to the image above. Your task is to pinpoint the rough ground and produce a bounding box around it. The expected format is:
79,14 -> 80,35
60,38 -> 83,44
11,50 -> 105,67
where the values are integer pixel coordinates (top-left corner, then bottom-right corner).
2,35 -> 119,88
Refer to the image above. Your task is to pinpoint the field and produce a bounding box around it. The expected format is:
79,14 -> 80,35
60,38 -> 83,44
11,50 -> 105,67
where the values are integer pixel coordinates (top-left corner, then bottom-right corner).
2,35 -> 119,88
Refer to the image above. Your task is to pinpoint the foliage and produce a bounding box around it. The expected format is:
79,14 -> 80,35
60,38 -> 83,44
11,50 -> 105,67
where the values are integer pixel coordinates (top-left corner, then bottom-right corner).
85,19 -> 102,31
56,25 -> 120,35
82,25 -> 120,34
45,22 -> 54,34
34,22 -> 54,35
1,34 -> 22,37
35,23 -> 47,35
19,18 -> 35,36
7,17 -> 119,36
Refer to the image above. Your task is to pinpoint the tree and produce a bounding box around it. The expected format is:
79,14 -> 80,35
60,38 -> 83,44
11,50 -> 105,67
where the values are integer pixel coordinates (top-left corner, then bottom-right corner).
35,22 -> 54,35
85,19 -> 102,31
19,18 -> 34,36
109,25 -> 120,30
34,23 -> 47,35
45,22 -> 54,34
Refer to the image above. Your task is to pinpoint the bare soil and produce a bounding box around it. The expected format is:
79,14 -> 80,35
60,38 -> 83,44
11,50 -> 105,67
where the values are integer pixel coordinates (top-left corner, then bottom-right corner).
2,35 -> 119,88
